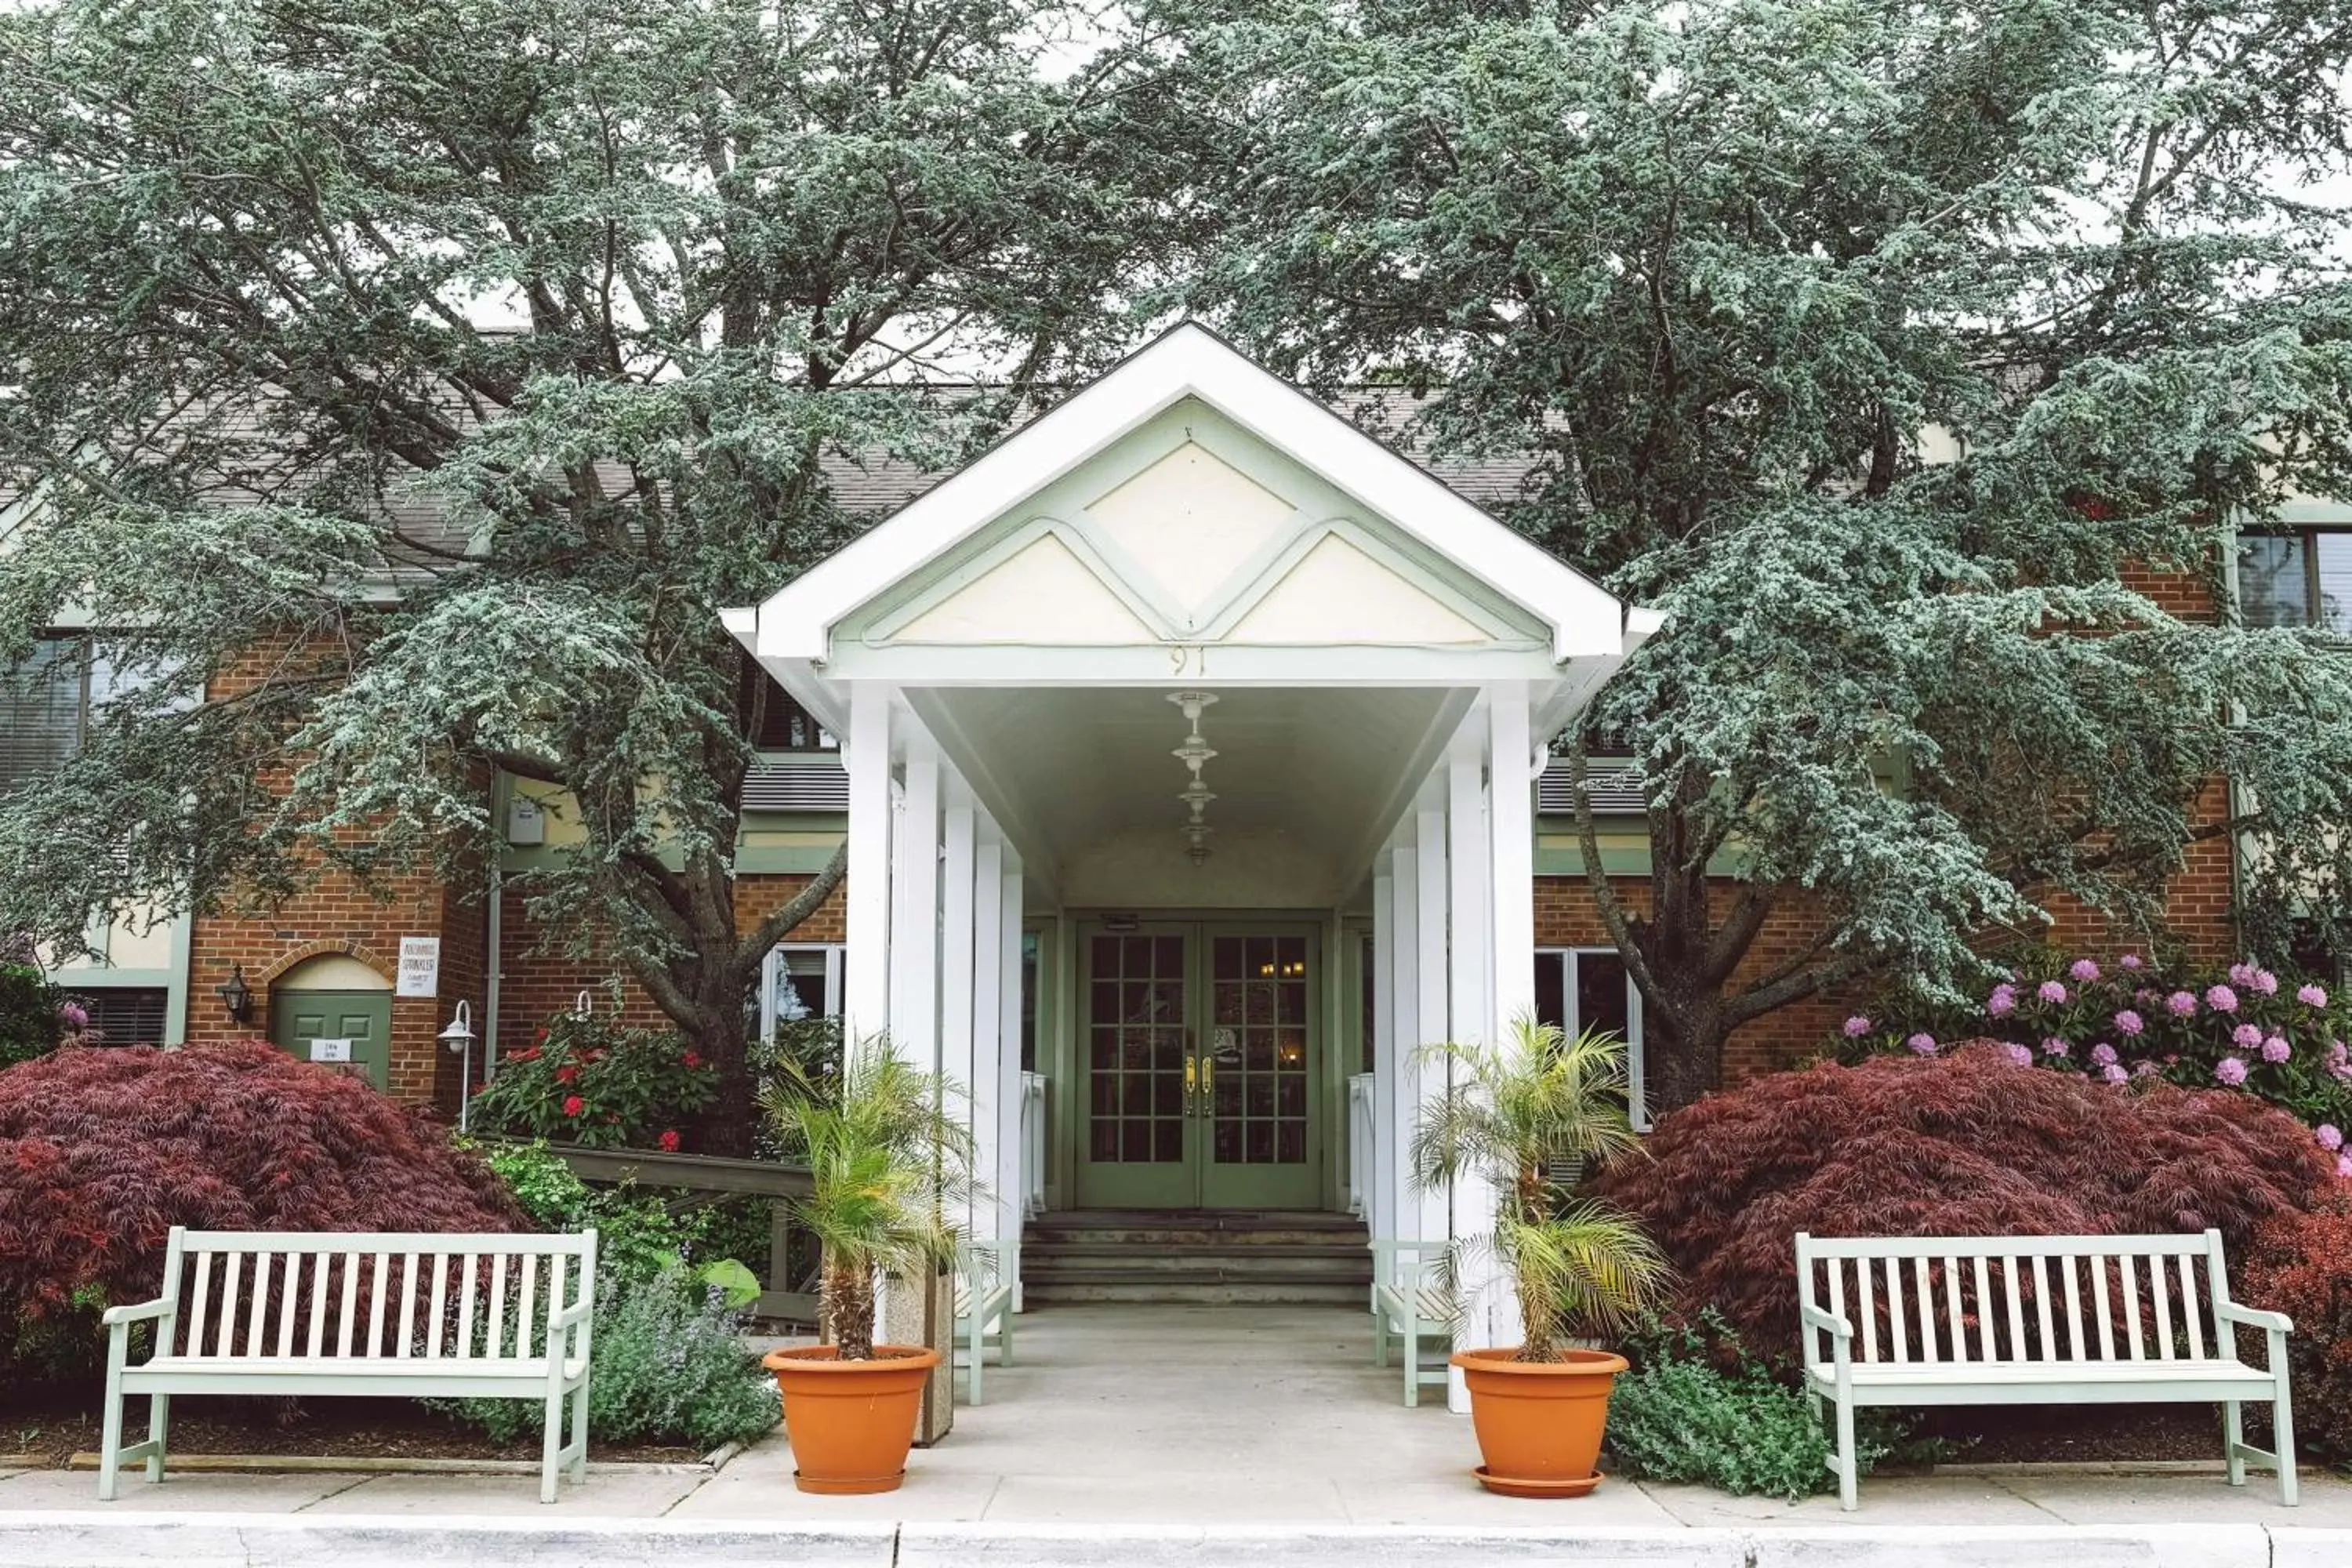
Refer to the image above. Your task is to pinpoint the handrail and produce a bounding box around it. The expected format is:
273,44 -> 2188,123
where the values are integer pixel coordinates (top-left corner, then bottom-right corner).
1345,1073 -> 1375,1218
1020,1071 -> 1048,1218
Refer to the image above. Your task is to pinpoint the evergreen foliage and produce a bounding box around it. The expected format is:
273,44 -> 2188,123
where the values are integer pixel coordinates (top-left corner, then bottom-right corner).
1164,0 -> 2352,1107
0,0 -> 1187,1152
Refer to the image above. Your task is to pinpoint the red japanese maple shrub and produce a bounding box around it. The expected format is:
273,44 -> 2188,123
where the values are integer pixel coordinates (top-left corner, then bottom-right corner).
0,1041 -> 524,1342
1589,1043 -> 2336,1357
2241,1194 -> 2352,1457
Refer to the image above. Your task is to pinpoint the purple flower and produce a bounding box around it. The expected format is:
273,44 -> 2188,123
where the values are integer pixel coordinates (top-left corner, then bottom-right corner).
58,1001 -> 89,1028
2319,1124 -> 2345,1153
2090,1042 -> 2119,1067
2216,1056 -> 2250,1087
1907,1032 -> 1938,1057
2251,969 -> 2279,996
2206,985 -> 2240,1014
2069,959 -> 2101,983
1842,1014 -> 1871,1038
1987,985 -> 2016,1018
2132,1059 -> 2160,1078
2339,1152 -> 2352,1181
2299,983 -> 2328,1007
2166,991 -> 2198,1018
2232,1023 -> 2263,1050
2262,1035 -> 2292,1064
2042,1036 -> 2071,1057
2103,1064 -> 2129,1085
2002,1041 -> 2034,1067
2038,980 -> 2069,1005
2119,954 -> 2143,971
2113,1009 -> 2144,1036
2230,962 -> 2256,986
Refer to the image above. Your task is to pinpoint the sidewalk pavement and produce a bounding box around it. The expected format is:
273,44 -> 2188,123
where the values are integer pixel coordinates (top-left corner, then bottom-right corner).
2,1302 -> 2340,1564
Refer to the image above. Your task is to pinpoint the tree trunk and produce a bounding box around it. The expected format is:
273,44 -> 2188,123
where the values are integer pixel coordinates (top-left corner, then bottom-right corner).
1642,998 -> 1728,1116
822,1261 -> 877,1360
684,987 -> 759,1158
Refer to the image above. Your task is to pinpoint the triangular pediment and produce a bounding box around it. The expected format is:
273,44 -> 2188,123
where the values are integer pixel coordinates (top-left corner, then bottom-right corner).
1225,534 -> 1490,645
1083,443 -> 1297,620
890,532 -> 1160,644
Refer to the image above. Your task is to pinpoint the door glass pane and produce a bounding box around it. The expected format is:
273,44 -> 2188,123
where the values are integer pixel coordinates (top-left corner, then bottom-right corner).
1573,951 -> 1632,1044
1209,935 -> 1309,1166
1087,932 -> 1186,1165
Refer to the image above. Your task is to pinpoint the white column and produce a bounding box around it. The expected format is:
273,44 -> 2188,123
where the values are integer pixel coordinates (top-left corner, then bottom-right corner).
1369,862 -> 1397,1250
844,684 -> 894,1046
1446,707 -> 1497,1409
996,851 -> 1025,1303
1386,833 -> 1420,1252
971,830 -> 1004,1243
890,732 -> 942,1071
1472,683 -> 1537,1373
1414,800 -> 1450,1251
941,776 -> 978,1232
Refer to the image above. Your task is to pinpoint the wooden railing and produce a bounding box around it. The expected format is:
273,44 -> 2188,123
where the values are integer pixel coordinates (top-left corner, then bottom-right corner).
1020,1071 -> 1048,1218
1346,1073 -> 1375,1218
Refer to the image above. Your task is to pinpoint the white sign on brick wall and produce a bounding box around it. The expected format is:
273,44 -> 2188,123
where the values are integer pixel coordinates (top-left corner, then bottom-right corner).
395,936 -> 441,998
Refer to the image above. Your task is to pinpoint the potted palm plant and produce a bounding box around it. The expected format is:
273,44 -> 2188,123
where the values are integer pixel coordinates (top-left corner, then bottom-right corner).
760,1036 -> 971,1494
1414,1016 -> 1668,1497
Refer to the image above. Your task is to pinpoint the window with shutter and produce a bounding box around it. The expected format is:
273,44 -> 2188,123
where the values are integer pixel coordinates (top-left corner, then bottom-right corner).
0,637 -> 90,794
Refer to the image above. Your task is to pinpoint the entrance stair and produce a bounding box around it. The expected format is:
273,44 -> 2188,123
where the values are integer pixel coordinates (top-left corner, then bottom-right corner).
1021,1209 -> 1373,1305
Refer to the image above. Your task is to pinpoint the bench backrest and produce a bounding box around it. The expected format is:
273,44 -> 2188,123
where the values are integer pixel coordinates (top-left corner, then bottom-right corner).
1795,1230 -> 2233,1370
153,1229 -> 597,1364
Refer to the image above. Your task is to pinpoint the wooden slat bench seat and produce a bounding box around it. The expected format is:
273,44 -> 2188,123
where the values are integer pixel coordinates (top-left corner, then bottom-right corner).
1369,1240 -> 1454,1406
954,1240 -> 1017,1406
1796,1229 -> 2296,1510
100,1227 -> 598,1504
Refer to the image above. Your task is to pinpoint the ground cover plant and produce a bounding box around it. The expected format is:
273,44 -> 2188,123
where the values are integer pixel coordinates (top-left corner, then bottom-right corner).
1590,1044 -> 2341,1357
0,1040 -> 522,1376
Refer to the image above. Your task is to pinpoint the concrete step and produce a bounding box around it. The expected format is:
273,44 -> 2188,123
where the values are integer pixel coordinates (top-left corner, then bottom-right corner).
1022,1208 -> 1371,1305
1025,1246 -> 1370,1278
1023,1279 -> 1369,1305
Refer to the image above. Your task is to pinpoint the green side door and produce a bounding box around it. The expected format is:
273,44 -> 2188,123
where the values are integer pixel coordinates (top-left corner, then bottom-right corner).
269,989 -> 393,1092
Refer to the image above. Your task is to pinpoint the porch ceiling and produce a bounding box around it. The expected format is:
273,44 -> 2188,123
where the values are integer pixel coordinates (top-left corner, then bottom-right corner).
906,684 -> 1472,909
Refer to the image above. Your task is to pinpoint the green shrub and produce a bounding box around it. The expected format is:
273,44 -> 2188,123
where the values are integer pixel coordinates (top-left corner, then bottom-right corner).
1605,1316 -> 1917,1499
470,1010 -> 715,1149
436,1267 -> 777,1452
473,1138 -> 764,1292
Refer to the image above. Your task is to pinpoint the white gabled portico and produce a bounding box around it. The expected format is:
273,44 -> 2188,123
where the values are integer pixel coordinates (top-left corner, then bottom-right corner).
724,323 -> 1651,1410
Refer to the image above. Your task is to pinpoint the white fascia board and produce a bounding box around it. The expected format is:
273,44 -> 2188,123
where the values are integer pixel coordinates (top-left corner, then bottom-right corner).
750,323 -> 1623,665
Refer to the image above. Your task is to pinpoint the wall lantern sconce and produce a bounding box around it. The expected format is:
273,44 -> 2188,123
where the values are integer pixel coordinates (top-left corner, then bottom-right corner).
215,964 -> 252,1024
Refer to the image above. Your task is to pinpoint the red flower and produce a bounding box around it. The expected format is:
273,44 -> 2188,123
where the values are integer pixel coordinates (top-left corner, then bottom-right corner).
555,1065 -> 578,1084
562,1094 -> 585,1117
658,1130 -> 681,1152
683,1051 -> 704,1070
534,1027 -> 550,1044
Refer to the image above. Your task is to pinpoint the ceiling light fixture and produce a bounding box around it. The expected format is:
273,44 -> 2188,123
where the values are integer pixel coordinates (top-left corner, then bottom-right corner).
1169,690 -> 1218,865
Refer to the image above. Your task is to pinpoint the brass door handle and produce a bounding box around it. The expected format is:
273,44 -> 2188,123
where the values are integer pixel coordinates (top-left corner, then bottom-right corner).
1200,1054 -> 1214,1111
1184,1053 -> 1198,1113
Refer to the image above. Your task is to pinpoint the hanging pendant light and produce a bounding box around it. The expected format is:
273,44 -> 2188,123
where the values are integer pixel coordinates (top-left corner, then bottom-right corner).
1169,691 -> 1218,864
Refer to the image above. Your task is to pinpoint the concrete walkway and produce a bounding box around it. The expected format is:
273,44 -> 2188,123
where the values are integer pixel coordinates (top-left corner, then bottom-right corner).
2,1304 -> 2345,1563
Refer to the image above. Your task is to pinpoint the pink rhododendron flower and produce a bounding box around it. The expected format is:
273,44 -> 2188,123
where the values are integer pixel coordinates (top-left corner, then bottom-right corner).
2166,991 -> 2198,1017
2103,1065 -> 2129,1085
1906,1033 -> 1937,1056
1842,1014 -> 1871,1037
2319,1124 -> 2345,1153
2090,1043 -> 2118,1067
2002,1041 -> 2033,1067
2232,1023 -> 2263,1049
2216,1057 -> 2249,1087
2230,962 -> 2256,986
2119,954 -> 2143,971
1987,985 -> 2016,1018
2339,1152 -> 2352,1180
2132,1060 -> 2160,1078
2113,1010 -> 2143,1036
2042,1036 -> 2070,1057
2299,983 -> 2328,1007
2263,1036 -> 2292,1064
2251,970 -> 2278,996
58,1001 -> 89,1028
2038,980 -> 2068,1004
2069,959 -> 2100,983
2206,985 -> 2240,1014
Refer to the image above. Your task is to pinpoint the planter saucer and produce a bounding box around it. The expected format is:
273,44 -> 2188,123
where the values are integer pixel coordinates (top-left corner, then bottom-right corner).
1473,1465 -> 1603,1498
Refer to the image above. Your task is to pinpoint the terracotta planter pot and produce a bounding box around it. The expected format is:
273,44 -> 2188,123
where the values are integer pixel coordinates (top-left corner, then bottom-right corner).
764,1344 -> 944,1494
1448,1347 -> 1629,1497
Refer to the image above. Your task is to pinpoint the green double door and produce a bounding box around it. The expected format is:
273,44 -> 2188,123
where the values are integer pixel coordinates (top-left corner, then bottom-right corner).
1076,922 -> 1322,1210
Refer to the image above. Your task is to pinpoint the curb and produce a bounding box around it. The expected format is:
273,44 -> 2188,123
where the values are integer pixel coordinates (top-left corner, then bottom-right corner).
60,1452 -> 717,1478
0,1515 -> 2328,1568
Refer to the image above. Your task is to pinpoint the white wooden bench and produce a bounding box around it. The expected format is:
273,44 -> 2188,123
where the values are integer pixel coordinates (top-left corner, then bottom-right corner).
100,1227 -> 598,1503
954,1240 -> 1017,1405
1796,1230 -> 2297,1510
1369,1240 -> 1454,1406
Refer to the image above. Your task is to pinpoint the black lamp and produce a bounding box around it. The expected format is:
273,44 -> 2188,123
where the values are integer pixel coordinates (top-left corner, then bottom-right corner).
216,964 -> 252,1024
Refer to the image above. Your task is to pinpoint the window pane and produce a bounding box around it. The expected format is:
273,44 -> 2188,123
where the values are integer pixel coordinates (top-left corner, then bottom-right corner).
0,638 -> 86,793
1534,951 -> 1566,1031
2238,535 -> 2310,628
2314,533 -> 2352,635
1573,951 -> 1632,1045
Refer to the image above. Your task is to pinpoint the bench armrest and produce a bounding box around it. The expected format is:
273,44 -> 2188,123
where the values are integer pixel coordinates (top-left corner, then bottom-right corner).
2217,1301 -> 2292,1334
102,1296 -> 174,1327
1799,1301 -> 1853,1341
552,1296 -> 595,1330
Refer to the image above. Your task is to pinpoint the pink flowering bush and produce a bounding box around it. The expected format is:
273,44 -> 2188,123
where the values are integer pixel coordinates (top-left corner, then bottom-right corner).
1838,949 -> 2352,1137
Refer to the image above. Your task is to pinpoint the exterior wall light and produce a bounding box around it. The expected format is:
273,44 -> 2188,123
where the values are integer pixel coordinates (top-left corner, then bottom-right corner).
215,964 -> 252,1024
